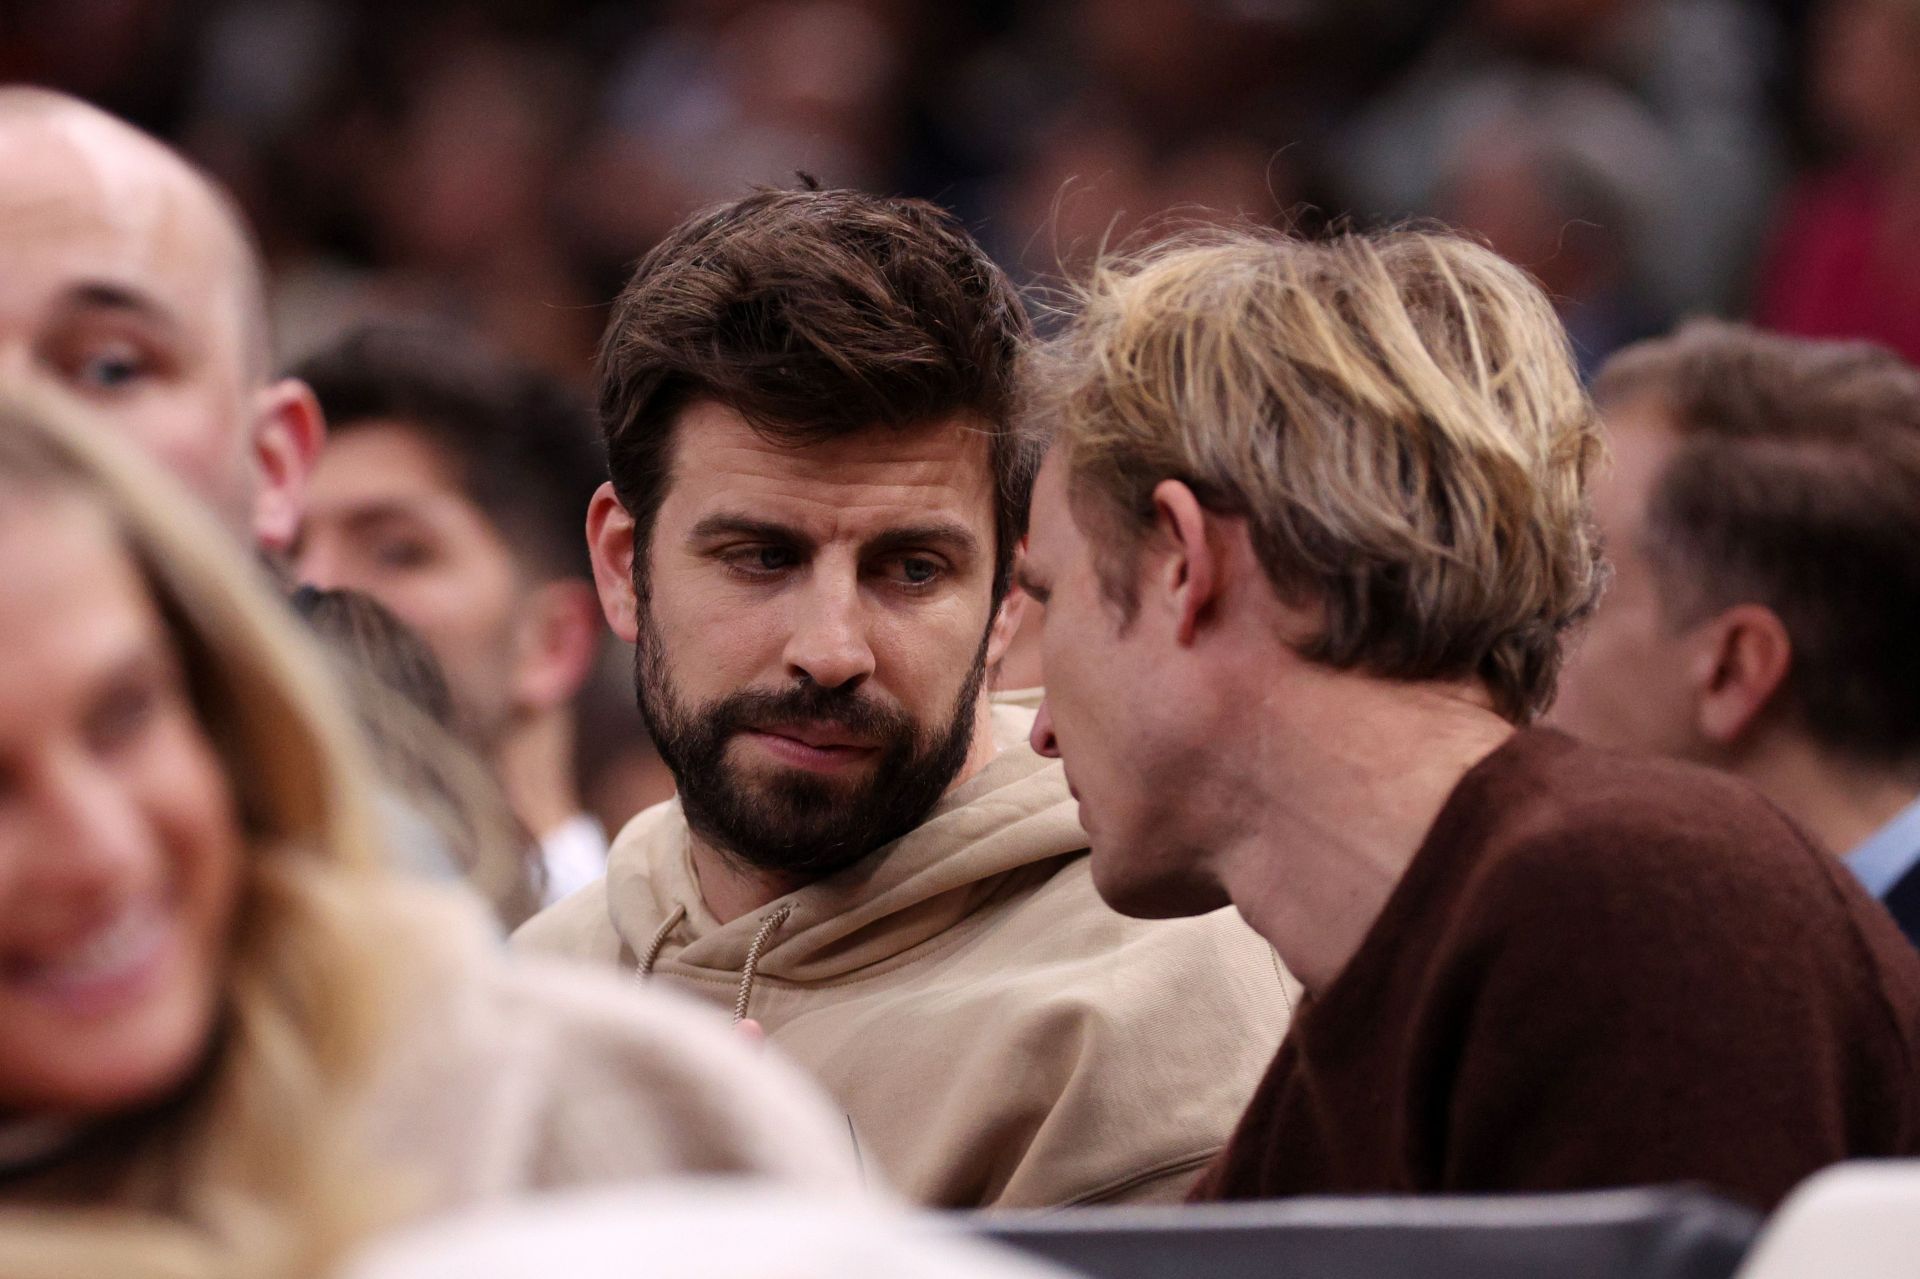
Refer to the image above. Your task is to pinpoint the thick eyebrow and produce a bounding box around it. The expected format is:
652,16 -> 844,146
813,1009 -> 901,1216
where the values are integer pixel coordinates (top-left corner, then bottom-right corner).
335,500 -> 436,530
687,514 -> 809,546
687,514 -> 982,563
862,521 -> 981,563
1013,563 -> 1051,605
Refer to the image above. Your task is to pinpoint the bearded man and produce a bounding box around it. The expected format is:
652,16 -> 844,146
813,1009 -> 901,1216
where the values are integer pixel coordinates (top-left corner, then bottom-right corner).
512,187 -> 1293,1209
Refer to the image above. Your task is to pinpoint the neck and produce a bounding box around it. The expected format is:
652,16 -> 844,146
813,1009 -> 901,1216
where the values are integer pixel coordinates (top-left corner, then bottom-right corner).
493,708 -> 583,841
1210,669 -> 1515,995
1723,731 -> 1920,856
689,690 -> 1004,925
688,839 -> 808,925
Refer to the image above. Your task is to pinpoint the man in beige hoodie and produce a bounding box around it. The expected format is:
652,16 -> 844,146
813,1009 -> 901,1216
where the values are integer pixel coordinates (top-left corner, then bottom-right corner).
513,187 -> 1293,1209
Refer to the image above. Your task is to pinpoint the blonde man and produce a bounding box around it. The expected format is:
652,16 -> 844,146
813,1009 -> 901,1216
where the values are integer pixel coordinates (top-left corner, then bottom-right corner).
1015,228 -> 1920,1212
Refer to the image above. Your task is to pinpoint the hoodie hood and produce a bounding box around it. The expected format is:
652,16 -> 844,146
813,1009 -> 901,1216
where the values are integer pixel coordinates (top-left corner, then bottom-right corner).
607,703 -> 1084,987
515,699 -> 1296,1210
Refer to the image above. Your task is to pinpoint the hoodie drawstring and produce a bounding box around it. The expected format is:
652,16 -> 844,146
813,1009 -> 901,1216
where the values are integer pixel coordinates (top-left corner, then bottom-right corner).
734,902 -> 795,1025
637,904 -> 687,980
634,900 -> 795,1028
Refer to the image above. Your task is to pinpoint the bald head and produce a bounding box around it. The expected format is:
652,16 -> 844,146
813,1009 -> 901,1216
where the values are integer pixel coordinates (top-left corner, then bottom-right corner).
0,88 -> 318,551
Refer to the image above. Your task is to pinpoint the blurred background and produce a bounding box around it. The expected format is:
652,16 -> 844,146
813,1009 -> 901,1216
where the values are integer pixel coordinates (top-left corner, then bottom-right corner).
13,0 -> 1920,386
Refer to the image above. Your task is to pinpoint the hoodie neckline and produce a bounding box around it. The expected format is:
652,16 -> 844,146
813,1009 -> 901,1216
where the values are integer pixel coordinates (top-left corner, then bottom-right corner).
610,704 -> 1088,985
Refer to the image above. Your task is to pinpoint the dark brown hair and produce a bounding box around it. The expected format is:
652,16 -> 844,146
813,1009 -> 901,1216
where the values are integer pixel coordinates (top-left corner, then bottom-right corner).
1595,319 -> 1920,768
295,324 -> 605,581
597,186 -> 1037,599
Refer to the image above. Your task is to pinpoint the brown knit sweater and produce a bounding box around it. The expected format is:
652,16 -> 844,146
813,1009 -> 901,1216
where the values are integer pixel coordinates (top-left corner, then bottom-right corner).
1193,729 -> 1920,1211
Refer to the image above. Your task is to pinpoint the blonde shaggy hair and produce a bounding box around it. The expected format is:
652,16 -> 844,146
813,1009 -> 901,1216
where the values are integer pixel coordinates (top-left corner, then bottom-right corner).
0,392 -> 408,1278
1026,227 -> 1607,722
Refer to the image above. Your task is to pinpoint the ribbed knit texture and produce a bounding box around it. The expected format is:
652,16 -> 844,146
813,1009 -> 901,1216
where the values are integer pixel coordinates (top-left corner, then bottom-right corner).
1194,729 -> 1920,1211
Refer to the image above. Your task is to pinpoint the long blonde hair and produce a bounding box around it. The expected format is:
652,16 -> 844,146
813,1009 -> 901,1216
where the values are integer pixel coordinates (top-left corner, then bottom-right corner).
0,392 -> 408,1277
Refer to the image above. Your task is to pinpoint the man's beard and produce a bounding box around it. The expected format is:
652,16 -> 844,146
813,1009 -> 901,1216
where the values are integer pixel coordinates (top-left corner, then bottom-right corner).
633,607 -> 990,883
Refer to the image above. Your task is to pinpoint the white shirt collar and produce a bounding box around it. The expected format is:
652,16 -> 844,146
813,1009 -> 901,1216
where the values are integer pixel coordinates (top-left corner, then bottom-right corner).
538,813 -> 611,906
1846,792 -> 1920,899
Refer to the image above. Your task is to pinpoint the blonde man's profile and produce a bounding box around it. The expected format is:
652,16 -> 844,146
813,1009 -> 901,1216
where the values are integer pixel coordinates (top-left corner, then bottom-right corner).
1018,225 -> 1920,1211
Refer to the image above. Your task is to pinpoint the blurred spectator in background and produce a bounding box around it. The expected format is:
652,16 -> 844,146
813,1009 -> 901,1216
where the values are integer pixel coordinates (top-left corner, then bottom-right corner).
12,1 -> 1844,391
1757,0 -> 1920,363
1337,0 -> 1779,344
0,86 -> 323,558
292,584 -> 544,921
1554,321 -> 1920,947
1430,74 -> 1671,376
572,0 -> 911,266
293,326 -> 612,906
294,584 -> 459,731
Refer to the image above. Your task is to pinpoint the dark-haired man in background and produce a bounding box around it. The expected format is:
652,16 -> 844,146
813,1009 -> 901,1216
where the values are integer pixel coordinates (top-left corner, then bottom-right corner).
292,326 -> 611,903
513,188 -> 1292,1208
1555,320 -> 1920,945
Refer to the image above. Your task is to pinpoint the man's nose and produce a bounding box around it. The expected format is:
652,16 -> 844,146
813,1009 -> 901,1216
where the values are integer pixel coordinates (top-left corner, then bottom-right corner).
782,572 -> 877,691
1031,697 -> 1061,758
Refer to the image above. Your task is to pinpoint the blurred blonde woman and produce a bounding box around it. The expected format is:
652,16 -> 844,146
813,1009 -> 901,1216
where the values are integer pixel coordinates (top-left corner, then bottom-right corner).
0,391 -> 861,1279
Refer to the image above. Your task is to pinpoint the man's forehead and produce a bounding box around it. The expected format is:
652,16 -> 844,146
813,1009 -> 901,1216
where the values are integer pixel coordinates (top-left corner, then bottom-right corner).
1022,448 -> 1077,555
0,112 -> 248,323
664,401 -> 997,532
311,422 -> 469,505
1594,395 -> 1682,531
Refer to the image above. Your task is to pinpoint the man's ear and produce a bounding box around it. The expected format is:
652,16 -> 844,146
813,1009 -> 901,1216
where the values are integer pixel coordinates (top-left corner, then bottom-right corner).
587,483 -> 641,642
1149,479 -> 1219,645
249,377 -> 326,553
1689,603 -> 1793,746
511,579 -> 604,713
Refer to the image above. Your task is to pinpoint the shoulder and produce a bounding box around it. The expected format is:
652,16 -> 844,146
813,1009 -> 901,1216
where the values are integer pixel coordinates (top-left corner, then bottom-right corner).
368,944 -> 863,1203
1471,732 -> 1824,893
1447,736 -> 1916,1011
956,855 -> 1295,1105
512,876 -> 620,961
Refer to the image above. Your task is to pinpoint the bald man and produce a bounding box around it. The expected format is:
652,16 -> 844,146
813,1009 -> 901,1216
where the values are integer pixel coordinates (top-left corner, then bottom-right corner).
0,87 -> 321,553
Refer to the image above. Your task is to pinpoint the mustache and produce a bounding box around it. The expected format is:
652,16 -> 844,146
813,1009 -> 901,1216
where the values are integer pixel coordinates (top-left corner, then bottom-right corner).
710,682 -> 917,741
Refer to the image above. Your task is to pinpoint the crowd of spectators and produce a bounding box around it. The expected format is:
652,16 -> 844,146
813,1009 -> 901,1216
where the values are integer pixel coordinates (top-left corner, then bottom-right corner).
11,0 -> 1909,381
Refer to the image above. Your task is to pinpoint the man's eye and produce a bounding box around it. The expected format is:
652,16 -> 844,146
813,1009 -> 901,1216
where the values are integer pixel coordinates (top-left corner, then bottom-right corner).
73,346 -> 152,392
890,556 -> 942,587
372,537 -> 434,570
728,545 -> 799,576
85,679 -> 162,756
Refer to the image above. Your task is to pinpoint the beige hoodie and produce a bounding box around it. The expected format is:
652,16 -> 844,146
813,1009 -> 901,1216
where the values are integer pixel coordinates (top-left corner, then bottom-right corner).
514,704 -> 1296,1209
